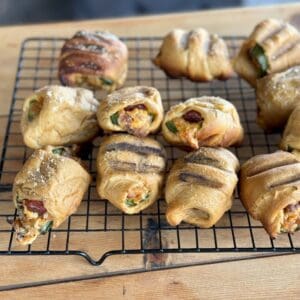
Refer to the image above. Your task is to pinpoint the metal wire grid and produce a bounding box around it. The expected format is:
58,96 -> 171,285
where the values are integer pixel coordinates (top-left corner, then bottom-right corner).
0,37 -> 299,266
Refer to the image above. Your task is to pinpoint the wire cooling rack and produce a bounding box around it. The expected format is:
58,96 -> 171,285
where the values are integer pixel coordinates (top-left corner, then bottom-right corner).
0,36 -> 299,266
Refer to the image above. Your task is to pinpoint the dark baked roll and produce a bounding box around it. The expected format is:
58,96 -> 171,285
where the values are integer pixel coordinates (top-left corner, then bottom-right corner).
21,85 -> 99,149
97,86 -> 163,137
59,31 -> 128,91
162,96 -> 243,149
153,28 -> 233,81
96,134 -> 166,214
256,66 -> 300,131
239,151 -> 300,238
165,147 -> 239,227
280,105 -> 300,158
234,19 -> 300,86
12,146 -> 91,245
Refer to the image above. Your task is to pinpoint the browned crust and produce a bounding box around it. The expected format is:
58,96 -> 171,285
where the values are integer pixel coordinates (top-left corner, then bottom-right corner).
58,31 -> 128,89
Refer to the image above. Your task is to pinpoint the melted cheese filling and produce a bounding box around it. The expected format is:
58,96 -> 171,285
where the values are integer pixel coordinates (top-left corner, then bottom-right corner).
126,185 -> 150,207
118,108 -> 152,137
14,201 -> 50,245
173,117 -> 202,149
281,205 -> 300,233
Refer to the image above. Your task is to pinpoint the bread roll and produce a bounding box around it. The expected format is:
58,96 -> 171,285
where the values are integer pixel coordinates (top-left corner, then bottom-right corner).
239,151 -> 300,238
21,85 -> 99,149
165,147 -> 239,227
97,86 -> 163,137
96,134 -> 166,214
59,30 -> 128,91
153,28 -> 233,81
162,96 -> 243,149
12,146 -> 91,245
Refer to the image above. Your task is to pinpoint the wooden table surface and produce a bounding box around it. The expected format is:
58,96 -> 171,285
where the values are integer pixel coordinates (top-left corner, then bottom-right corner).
0,4 -> 300,299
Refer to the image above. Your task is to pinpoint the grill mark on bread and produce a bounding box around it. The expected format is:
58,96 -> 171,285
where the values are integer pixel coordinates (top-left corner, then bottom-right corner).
105,142 -> 165,157
109,159 -> 163,173
247,159 -> 299,177
269,174 -> 300,189
179,172 -> 223,188
184,154 -> 229,172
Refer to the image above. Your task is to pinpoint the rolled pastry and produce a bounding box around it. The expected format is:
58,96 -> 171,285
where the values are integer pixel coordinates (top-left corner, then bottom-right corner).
162,96 -> 243,149
97,86 -> 163,137
256,66 -> 300,131
59,30 -> 128,91
165,147 -> 239,227
280,105 -> 300,158
234,19 -> 300,86
153,28 -> 233,81
12,146 -> 91,245
21,85 -> 99,149
96,134 -> 166,214
239,151 -> 300,238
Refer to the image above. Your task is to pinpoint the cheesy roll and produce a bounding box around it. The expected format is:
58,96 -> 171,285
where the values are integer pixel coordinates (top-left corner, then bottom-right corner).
97,86 -> 163,137
162,96 -> 243,150
240,151 -> 300,238
165,147 -> 239,227
96,134 -> 166,214
256,66 -> 300,131
59,30 -> 128,91
234,19 -> 300,86
21,85 -> 99,149
12,146 -> 91,245
153,28 -> 233,82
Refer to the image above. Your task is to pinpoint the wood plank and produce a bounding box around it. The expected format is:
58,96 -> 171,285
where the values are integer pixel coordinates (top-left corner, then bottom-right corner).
1,254 -> 299,299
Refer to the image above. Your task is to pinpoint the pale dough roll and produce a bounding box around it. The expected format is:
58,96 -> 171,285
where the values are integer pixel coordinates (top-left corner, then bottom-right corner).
154,28 -> 233,82
21,85 -> 99,149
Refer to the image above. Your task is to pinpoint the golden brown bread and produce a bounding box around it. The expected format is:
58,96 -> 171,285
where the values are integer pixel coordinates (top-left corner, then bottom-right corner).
239,151 -> 300,238
59,31 -> 128,91
165,147 -> 239,227
234,19 -> 300,87
162,96 -> 244,150
12,146 -> 91,245
97,86 -> 163,137
280,105 -> 300,158
21,85 -> 99,149
96,134 -> 166,214
256,66 -> 300,131
153,28 -> 233,82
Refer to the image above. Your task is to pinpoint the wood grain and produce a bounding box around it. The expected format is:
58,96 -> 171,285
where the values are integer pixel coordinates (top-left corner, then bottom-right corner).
1,254 -> 299,299
0,3 -> 300,298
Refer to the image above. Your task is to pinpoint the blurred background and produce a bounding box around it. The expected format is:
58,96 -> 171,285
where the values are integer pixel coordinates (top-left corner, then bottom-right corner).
0,0 -> 296,25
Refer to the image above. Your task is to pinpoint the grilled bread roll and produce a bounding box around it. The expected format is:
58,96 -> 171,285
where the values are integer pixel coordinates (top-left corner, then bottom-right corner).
21,85 -> 99,149
59,31 -> 128,91
165,147 -> 239,227
280,106 -> 300,158
239,151 -> 300,238
97,86 -> 163,137
12,146 -> 91,245
153,28 -> 233,82
96,134 -> 166,214
162,96 -> 243,150
234,19 -> 300,86
256,66 -> 300,131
